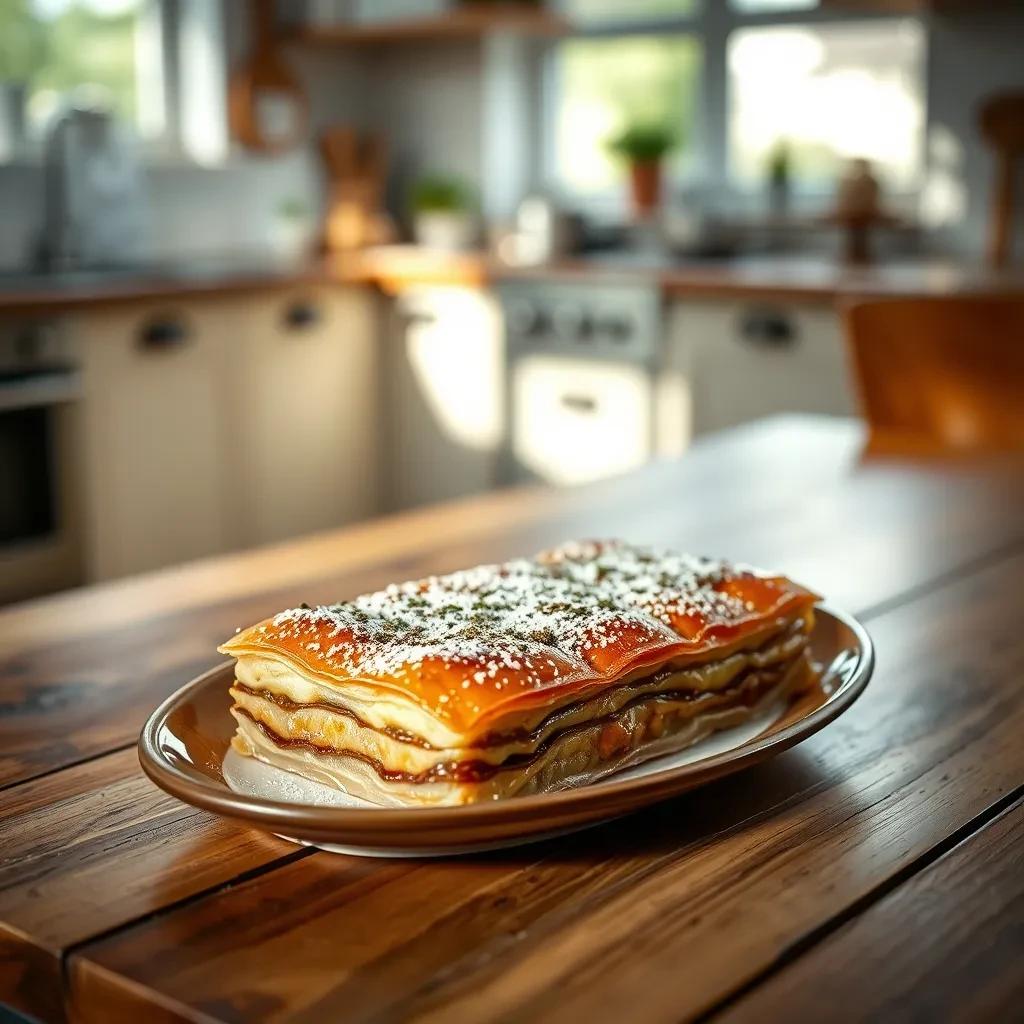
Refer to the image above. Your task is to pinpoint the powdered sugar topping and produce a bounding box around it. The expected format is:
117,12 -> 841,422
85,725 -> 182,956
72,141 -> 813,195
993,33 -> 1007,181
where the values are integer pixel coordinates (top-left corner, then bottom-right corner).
232,541 -> 799,721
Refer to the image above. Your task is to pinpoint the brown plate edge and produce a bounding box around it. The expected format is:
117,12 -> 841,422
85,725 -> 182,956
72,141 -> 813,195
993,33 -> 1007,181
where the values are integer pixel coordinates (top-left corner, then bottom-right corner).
137,603 -> 874,846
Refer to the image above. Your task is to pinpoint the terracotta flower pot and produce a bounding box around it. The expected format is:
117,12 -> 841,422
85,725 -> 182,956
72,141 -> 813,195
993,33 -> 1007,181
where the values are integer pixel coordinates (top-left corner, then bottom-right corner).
629,159 -> 663,216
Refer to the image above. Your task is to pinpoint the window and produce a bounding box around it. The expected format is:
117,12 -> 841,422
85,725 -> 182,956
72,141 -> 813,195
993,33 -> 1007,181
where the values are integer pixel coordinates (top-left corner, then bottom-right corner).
0,0 -> 158,136
728,19 -> 925,190
561,0 -> 701,22
546,3 -> 927,205
0,0 -> 227,163
550,34 -> 703,197
729,0 -> 819,12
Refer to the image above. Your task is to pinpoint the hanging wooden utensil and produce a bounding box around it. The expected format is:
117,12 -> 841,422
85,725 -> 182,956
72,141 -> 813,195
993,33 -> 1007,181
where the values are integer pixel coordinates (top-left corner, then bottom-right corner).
979,91 -> 1024,268
229,0 -> 308,154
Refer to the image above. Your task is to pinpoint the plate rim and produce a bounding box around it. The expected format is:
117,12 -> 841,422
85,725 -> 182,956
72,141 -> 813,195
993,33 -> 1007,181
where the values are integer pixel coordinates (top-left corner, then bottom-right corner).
138,602 -> 874,832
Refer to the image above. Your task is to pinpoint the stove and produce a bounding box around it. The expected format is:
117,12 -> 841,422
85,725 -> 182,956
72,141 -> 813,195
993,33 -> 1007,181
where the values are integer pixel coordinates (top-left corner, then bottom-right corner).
496,278 -> 686,486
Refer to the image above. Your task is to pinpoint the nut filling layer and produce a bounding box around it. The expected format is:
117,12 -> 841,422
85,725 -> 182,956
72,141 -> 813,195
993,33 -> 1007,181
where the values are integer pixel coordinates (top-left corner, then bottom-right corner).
220,541 -> 820,806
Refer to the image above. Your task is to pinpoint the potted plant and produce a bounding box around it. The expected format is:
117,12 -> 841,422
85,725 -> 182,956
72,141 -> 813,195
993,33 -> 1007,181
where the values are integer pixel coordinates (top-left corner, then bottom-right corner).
271,197 -> 314,262
608,123 -> 678,217
767,140 -> 791,216
410,174 -> 477,251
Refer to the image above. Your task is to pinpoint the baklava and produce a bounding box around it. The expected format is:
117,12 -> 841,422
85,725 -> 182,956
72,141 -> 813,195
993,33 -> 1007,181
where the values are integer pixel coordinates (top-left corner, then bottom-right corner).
221,540 -> 818,806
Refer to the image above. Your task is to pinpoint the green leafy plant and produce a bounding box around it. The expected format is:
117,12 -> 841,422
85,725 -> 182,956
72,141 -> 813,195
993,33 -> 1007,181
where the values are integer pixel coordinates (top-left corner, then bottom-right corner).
410,174 -> 473,214
767,140 -> 791,185
607,123 -> 679,163
276,197 -> 310,221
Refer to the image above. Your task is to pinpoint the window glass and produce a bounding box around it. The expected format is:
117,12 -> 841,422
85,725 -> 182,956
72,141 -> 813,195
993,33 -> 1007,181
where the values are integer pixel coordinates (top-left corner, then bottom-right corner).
730,0 -> 819,12
551,34 -> 703,195
0,0 -> 147,135
728,19 -> 925,190
562,0 -> 700,23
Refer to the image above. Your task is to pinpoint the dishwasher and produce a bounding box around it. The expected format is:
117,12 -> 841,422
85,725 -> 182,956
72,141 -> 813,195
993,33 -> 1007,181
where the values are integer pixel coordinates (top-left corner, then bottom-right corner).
497,280 -> 687,487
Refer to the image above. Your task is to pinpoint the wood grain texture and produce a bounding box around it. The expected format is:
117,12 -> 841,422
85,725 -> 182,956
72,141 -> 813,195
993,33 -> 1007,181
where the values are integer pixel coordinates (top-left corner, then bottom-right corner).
844,295 -> 1024,454
0,416 -> 864,1019
719,799 -> 1024,1024
0,747 -> 295,949
0,417 -> 861,789
0,748 -> 297,1022
66,550 -> 1024,1023
6,417 -> 1023,792
2,417 -> 1023,1023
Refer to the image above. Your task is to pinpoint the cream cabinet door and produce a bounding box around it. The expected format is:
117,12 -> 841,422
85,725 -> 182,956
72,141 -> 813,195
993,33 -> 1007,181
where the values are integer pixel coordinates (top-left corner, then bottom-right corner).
74,297 -> 239,580
225,286 -> 380,547
670,300 -> 853,438
385,287 -> 504,511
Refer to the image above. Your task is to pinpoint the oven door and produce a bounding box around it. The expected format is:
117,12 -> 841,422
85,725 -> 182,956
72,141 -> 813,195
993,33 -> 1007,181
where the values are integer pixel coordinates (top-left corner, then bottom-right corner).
0,368 -> 83,603
510,354 -> 654,486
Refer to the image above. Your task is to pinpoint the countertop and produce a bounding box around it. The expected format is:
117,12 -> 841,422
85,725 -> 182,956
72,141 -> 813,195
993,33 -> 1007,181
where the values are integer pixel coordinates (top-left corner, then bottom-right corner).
0,256 -> 335,315
342,247 -> 1024,303
1,415 -> 1023,1023
2,247 -> 1023,314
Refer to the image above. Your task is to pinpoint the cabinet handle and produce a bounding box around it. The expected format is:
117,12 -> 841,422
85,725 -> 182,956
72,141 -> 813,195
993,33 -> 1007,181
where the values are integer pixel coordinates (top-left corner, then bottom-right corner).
739,309 -> 797,349
283,300 -> 322,331
560,393 -> 597,414
138,315 -> 190,351
399,309 -> 437,328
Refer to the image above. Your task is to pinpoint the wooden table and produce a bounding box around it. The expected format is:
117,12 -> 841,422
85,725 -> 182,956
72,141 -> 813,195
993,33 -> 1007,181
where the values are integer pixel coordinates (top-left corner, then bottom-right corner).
2,415 -> 1023,1024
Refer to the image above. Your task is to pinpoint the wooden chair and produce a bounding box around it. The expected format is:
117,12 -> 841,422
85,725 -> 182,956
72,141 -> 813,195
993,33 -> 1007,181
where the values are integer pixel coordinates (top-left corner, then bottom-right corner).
842,295 -> 1024,457
979,92 -> 1024,268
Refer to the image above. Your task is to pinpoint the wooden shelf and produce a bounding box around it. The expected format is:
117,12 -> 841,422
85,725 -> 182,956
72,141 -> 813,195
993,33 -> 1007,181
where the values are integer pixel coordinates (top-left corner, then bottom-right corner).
287,4 -> 567,46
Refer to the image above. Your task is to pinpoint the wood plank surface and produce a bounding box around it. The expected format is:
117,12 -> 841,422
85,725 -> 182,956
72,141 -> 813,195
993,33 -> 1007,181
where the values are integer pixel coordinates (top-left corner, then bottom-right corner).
65,549 -> 1024,1023
4,417 -> 1023,792
2,417 -> 1022,1023
719,799 -> 1024,1024
0,746 -> 297,961
0,417 -> 862,790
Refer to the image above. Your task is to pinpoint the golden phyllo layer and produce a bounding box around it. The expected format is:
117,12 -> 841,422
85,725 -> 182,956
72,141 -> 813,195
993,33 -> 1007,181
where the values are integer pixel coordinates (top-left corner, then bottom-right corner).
220,540 -> 819,805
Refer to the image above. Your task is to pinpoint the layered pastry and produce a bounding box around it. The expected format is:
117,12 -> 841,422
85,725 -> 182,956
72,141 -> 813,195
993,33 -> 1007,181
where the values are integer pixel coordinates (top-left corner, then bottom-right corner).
220,540 -> 819,807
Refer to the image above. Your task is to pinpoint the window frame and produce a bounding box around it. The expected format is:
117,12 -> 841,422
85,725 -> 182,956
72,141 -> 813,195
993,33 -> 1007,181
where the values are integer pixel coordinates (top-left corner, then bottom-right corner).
540,1 -> 927,214
1,0 -> 229,168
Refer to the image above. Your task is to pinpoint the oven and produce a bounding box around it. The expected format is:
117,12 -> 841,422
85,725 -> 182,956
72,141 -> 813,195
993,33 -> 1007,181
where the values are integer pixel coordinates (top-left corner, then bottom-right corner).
0,320 -> 83,603
496,279 -> 687,487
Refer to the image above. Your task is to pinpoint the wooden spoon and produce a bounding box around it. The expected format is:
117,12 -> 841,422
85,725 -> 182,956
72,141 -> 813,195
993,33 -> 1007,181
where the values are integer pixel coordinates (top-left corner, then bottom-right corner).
228,0 -> 308,154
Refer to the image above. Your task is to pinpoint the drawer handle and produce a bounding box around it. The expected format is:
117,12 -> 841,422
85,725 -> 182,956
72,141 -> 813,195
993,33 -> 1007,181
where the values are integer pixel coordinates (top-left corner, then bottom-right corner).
399,310 -> 437,328
283,300 -> 322,331
560,393 -> 597,414
739,309 -> 796,349
138,316 -> 190,351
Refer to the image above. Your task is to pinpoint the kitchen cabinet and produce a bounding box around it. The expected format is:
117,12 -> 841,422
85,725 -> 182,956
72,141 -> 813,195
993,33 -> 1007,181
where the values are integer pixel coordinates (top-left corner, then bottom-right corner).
670,299 -> 854,438
74,297 -> 237,580
385,286 -> 504,510
73,285 -> 379,581
225,286 -> 380,547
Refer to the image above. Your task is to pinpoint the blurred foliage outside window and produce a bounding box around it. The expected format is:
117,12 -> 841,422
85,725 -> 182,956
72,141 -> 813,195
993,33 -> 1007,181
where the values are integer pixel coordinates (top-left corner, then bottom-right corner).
0,0 -> 143,131
561,0 -> 700,21
728,19 -> 925,190
729,0 -> 819,11
552,1 -> 925,199
553,34 -> 702,195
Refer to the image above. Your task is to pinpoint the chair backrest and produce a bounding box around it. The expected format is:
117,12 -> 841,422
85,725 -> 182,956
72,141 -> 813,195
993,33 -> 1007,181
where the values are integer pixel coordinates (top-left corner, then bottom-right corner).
979,91 -> 1024,268
843,296 -> 1024,456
